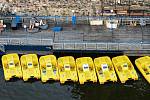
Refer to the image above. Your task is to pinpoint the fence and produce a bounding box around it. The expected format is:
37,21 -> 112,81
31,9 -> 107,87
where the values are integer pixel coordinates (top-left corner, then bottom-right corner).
0,37 -> 53,46
0,16 -> 149,24
53,42 -> 150,51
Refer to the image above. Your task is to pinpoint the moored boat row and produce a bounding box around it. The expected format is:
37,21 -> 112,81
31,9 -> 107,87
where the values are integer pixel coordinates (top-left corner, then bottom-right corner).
1,53 -> 150,84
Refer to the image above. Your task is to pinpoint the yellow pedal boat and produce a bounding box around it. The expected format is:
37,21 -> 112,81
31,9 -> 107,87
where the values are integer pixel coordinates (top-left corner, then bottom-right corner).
2,53 -> 22,81
94,56 -> 117,84
58,56 -> 78,84
20,54 -> 40,81
39,55 -> 59,82
135,56 -> 150,84
76,57 -> 97,84
112,55 -> 138,83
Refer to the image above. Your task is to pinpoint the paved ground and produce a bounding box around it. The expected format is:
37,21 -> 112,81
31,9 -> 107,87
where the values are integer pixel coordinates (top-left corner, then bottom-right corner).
0,24 -> 150,44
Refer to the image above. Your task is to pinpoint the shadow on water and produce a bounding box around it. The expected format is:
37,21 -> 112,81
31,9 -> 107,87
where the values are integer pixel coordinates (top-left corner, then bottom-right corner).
5,77 -> 21,82
41,80 -> 58,84
0,52 -> 150,100
23,78 -> 40,83
53,50 -> 123,59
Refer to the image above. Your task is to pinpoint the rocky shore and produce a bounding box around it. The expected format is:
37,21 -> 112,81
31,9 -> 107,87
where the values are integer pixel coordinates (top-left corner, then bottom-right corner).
0,0 -> 149,16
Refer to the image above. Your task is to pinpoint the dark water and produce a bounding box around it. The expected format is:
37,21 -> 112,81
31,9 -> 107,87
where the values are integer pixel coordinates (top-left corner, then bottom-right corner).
0,52 -> 150,100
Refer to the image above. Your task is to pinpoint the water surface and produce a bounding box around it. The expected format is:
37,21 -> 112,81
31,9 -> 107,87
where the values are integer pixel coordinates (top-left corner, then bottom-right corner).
0,53 -> 150,100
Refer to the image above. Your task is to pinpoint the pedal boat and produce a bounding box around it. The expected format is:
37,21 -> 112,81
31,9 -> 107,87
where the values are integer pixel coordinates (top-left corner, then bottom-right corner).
58,56 -> 78,84
20,54 -> 40,81
76,57 -> 97,84
2,53 -> 22,81
112,55 -> 138,83
94,56 -> 117,84
39,55 -> 59,82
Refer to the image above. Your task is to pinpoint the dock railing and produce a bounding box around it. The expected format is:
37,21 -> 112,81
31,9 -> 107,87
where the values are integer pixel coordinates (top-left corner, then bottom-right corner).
0,37 -> 53,46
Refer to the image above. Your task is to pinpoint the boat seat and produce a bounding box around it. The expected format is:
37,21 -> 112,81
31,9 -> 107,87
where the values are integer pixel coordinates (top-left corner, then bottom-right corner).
41,65 -> 46,69
118,66 -> 123,71
15,62 -> 19,66
143,67 -> 149,74
60,67 -> 65,72
97,67 -> 102,71
68,66 -> 75,71
5,64 -> 9,69
83,64 -> 89,72
99,69 -> 103,75
52,65 -> 57,70
101,64 -> 109,72
23,64 -> 27,69
33,63 -> 38,67
89,67 -> 93,71
64,64 -> 71,71
8,61 -> 15,68
42,69 -> 46,74
108,66 -> 113,71
78,67 -> 83,72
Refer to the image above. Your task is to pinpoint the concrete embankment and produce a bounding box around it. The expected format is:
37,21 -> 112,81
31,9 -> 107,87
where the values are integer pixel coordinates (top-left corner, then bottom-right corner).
0,37 -> 150,56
